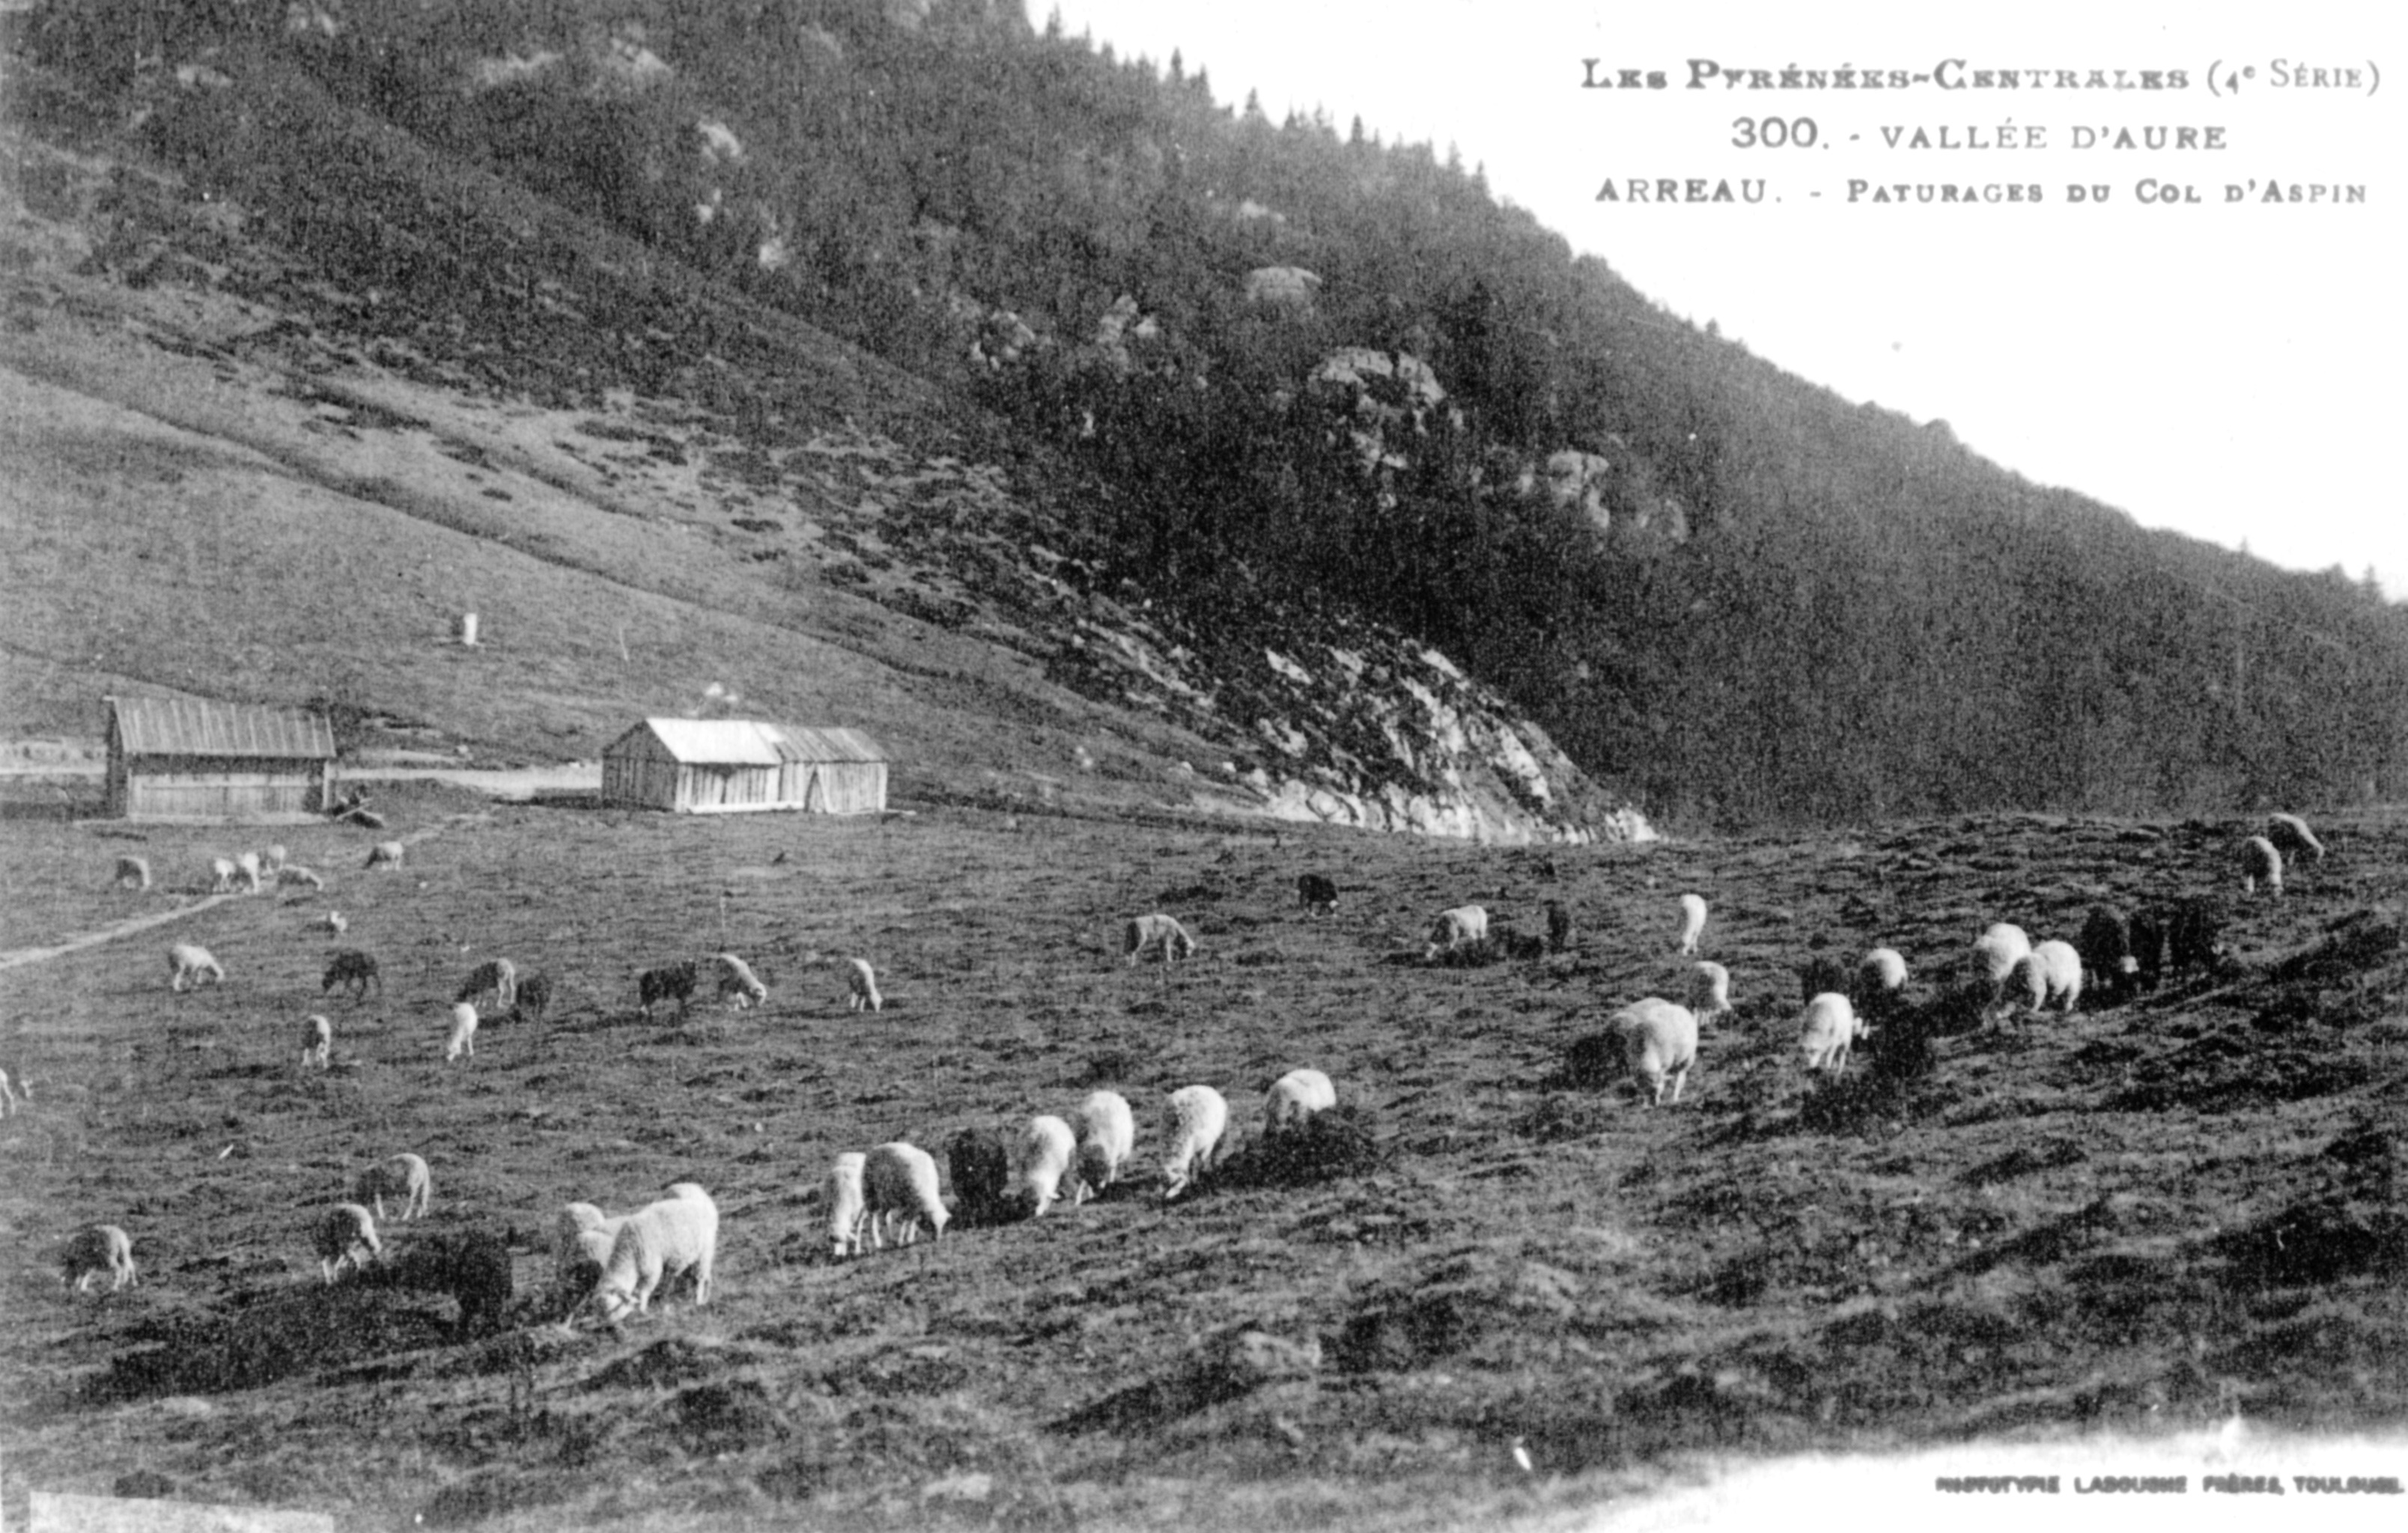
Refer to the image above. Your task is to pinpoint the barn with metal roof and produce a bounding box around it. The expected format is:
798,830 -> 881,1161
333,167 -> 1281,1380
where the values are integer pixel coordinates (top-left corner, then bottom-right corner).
601,719 -> 888,814
104,695 -> 338,821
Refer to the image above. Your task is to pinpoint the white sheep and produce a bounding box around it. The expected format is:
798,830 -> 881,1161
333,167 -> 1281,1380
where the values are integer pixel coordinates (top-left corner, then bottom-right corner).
314,1203 -> 382,1282
112,855 -> 152,892
705,951 -> 766,1010
1799,991 -> 1860,1076
1158,1084 -> 1229,1201
233,850 -> 264,894
824,1153 -> 868,1258
1423,904 -> 1489,961
1686,961 -> 1733,1027
1972,922 -> 2033,999
1124,912 -> 1197,966
1614,997 -> 1699,1106
444,1002 -> 478,1062
167,942 -> 225,993
207,855 -> 239,893
1261,1067 -> 1337,1139
2266,812 -> 2326,863
1071,1090 -> 1135,1203
1859,948 -> 1909,999
845,957 -> 883,1013
299,1014 -> 332,1070
365,841 -> 405,870
2002,939 -> 2085,1016
552,1202 -> 627,1293
1676,894 -> 1709,957
352,1152 -> 431,1221
2239,834 -> 2284,897
61,1223 -> 138,1294
1009,1115 -> 1078,1216
279,864 -> 327,892
861,1142 -> 948,1246
318,910 -> 348,935
264,844 -> 289,873
588,1185 -> 720,1320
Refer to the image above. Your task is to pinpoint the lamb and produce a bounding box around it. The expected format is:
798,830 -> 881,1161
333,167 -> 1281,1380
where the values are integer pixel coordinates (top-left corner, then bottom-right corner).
2266,812 -> 2326,863
168,942 -> 225,992
444,1002 -> 478,1062
299,1014 -> 332,1070
845,957 -> 882,1013
713,952 -> 767,1010
1423,904 -> 1489,962
1158,1084 -> 1230,1201
233,850 -> 264,894
824,1153 -> 868,1258
61,1224 -> 138,1294
1071,1090 -> 1136,1203
587,1184 -> 720,1321
946,1127 -> 1012,1227
317,910 -> 348,935
1676,894 -> 1709,956
207,856 -> 240,893
2076,905 -> 2141,1003
1009,1115 -> 1079,1217
1854,948 -> 1910,1021
552,1202 -> 627,1295
364,841 -> 405,870
352,1152 -> 431,1221
861,1142 -> 948,1246
511,971 -> 553,1024
1260,1067 -> 1337,1139
1545,899 -> 1575,954
112,854 -> 152,892
1124,912 -> 1197,966
277,863 -> 326,892
1686,961 -> 1733,1027
1296,873 -> 1340,915
2239,835 -> 2284,897
455,957 -> 518,1011
314,1203 -> 382,1282
637,960 -> 699,1020
1971,922 -> 2033,1002
2001,939 -> 2084,1017
321,949 -> 380,1000
1614,997 -> 1699,1106
1798,992 -> 1861,1076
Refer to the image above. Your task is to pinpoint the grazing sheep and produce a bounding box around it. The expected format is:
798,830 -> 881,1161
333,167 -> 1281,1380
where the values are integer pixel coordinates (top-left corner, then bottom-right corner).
1124,912 -> 1197,966
321,949 -> 380,1000
2167,898 -> 2228,978
1261,1068 -> 1337,1139
637,960 -> 699,1020
2076,906 -> 2141,1003
1972,922 -> 2033,1000
1545,899 -> 1575,954
1423,904 -> 1489,962
300,1014 -> 332,1070
207,856 -> 240,894
353,1153 -> 431,1222
1159,1085 -> 1231,1201
315,1204 -> 382,1283
112,855 -> 151,892
1797,954 -> 1852,1006
588,1185 -> 720,1320
712,952 -> 768,1010
1687,961 -> 1733,1027
946,1127 -> 1012,1226
317,910 -> 348,935
511,971 -> 553,1024
2239,835 -> 2284,897
1852,948 -> 1910,1022
1798,992 -> 1861,1076
277,865 -> 326,892
444,1002 -> 478,1062
1676,894 -> 1709,956
1614,997 -> 1700,1106
455,957 -> 518,1011
824,1153 -> 868,1258
552,1202 -> 626,1295
1296,874 -> 1340,915
1071,1091 -> 1136,1203
861,1142 -> 948,1247
2001,939 -> 2085,1017
2266,812 -> 2326,863
233,850 -> 264,894
61,1224 -> 138,1295
167,942 -> 225,993
844,957 -> 882,1013
1010,1115 -> 1079,1217
364,841 -> 405,870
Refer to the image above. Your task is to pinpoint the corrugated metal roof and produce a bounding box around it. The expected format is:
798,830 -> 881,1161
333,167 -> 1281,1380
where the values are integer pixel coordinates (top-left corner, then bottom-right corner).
615,719 -> 886,765
109,696 -> 335,760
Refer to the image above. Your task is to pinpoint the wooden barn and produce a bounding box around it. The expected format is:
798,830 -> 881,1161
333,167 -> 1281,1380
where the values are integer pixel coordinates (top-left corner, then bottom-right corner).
601,719 -> 888,814
104,695 -> 338,821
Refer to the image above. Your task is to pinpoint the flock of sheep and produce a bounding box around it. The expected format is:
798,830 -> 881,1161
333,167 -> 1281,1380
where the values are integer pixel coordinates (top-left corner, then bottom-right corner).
52,806 -> 2329,1339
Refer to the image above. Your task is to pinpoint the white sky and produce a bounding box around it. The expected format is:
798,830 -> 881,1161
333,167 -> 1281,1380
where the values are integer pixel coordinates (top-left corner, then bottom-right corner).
1036,1 -> 2404,593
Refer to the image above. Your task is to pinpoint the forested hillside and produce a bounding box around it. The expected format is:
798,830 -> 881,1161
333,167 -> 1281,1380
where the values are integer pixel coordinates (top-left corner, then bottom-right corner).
22,0 -> 2408,825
